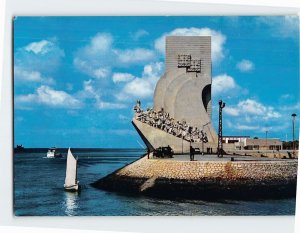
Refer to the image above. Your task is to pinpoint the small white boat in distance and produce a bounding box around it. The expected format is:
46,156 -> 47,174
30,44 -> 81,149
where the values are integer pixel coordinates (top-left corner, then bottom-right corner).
64,148 -> 80,192
47,147 -> 62,158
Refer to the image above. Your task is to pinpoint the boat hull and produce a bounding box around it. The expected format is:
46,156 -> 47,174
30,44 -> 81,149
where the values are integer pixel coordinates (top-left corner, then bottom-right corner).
47,152 -> 55,158
47,152 -> 62,158
64,184 -> 80,192
64,183 -> 80,192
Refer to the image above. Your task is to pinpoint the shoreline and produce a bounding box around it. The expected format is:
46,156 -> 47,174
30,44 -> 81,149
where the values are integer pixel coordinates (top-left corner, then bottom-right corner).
91,155 -> 298,200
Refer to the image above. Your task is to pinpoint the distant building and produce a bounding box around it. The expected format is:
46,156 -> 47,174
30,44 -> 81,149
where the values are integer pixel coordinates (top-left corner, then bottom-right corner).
222,136 -> 282,150
245,138 -> 282,150
222,136 -> 250,150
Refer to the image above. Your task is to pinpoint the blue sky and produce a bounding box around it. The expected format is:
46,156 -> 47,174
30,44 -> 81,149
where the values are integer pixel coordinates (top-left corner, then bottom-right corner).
14,16 -> 299,148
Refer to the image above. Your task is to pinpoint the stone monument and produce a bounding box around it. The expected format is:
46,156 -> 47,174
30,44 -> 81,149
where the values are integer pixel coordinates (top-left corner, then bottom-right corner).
132,36 -> 217,153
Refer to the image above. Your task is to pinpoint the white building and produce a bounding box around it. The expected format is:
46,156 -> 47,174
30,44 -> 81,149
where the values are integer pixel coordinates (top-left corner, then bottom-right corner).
222,136 -> 282,150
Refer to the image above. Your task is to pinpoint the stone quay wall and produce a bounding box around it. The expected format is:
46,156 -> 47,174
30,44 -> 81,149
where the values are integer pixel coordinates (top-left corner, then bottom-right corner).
92,156 -> 298,200
116,157 -> 297,181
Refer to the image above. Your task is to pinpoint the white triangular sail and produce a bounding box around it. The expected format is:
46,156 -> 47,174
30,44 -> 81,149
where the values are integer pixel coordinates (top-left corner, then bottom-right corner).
65,148 -> 77,187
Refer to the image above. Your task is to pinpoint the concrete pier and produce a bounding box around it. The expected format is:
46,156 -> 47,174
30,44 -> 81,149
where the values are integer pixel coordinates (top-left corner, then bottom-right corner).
92,154 -> 298,200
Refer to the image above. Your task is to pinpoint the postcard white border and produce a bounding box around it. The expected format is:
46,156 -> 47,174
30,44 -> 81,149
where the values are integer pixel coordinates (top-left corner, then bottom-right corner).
0,1 -> 299,233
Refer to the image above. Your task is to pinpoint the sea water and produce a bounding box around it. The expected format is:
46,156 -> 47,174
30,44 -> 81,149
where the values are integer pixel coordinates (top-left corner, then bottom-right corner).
14,149 -> 296,216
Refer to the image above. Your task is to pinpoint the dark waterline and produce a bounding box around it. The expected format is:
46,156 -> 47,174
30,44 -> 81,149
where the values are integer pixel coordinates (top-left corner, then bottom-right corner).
14,149 -> 296,216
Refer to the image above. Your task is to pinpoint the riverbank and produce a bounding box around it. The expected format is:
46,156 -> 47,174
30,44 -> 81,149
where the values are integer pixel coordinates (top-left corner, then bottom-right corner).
92,155 -> 298,200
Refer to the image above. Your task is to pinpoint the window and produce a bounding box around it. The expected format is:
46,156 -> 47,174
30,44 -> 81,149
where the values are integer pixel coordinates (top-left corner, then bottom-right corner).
228,140 -> 239,143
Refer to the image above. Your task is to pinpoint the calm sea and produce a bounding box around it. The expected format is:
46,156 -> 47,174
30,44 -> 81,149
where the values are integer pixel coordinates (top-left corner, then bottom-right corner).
14,149 -> 295,216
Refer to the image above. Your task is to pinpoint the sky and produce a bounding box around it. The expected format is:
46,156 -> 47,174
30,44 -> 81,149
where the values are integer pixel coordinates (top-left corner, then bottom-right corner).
14,16 -> 299,148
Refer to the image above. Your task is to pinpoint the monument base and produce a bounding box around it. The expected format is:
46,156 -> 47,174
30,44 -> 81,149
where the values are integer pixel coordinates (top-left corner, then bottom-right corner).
92,156 -> 298,200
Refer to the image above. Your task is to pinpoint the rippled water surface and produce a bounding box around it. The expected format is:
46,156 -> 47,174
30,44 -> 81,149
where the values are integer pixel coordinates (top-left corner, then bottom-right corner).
14,149 -> 296,216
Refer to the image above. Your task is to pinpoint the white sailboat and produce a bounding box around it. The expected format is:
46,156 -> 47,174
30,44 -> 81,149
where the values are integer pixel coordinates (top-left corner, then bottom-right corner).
64,148 -> 80,192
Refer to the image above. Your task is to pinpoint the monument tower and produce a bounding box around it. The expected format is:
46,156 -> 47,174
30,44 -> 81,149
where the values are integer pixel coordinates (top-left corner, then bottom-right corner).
133,36 -> 217,153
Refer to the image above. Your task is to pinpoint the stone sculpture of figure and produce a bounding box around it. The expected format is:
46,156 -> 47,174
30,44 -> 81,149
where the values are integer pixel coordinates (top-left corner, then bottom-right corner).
199,130 -> 208,143
190,127 -> 197,142
154,113 -> 159,127
187,125 -> 193,141
195,128 -> 201,142
134,107 -> 210,143
150,116 -> 155,127
140,113 -> 145,123
149,109 -> 153,118
200,130 -> 205,141
203,132 -> 208,143
164,118 -> 170,132
145,113 -> 151,124
175,121 -> 181,137
134,99 -> 142,114
157,118 -> 162,129
160,114 -> 165,129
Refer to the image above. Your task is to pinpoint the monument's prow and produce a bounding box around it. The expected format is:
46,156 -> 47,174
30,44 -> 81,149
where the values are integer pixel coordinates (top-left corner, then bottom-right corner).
132,36 -> 217,153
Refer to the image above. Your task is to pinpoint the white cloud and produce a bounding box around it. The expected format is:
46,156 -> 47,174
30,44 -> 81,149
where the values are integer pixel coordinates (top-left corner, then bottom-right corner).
80,79 -> 101,100
117,62 -> 163,100
114,48 -> 155,64
122,78 -> 154,98
257,16 -> 299,38
224,106 -> 239,116
223,98 -> 299,138
15,38 -> 64,89
14,66 -> 55,84
37,86 -> 81,107
238,99 -> 281,119
15,66 -> 42,82
280,102 -> 300,112
236,59 -> 254,72
154,27 -> 226,63
96,102 -> 126,109
36,86 -> 80,107
235,124 -> 259,131
15,85 -> 82,109
74,57 -> 110,79
73,60 -> 110,79
93,68 -> 110,79
143,62 -> 163,78
112,73 -> 135,83
15,94 -> 36,103
212,74 -> 237,96
88,33 -> 113,53
25,40 -> 54,55
73,33 -> 113,79
131,29 -> 149,40
224,99 -> 281,120
74,33 -> 156,79
78,79 -> 127,109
